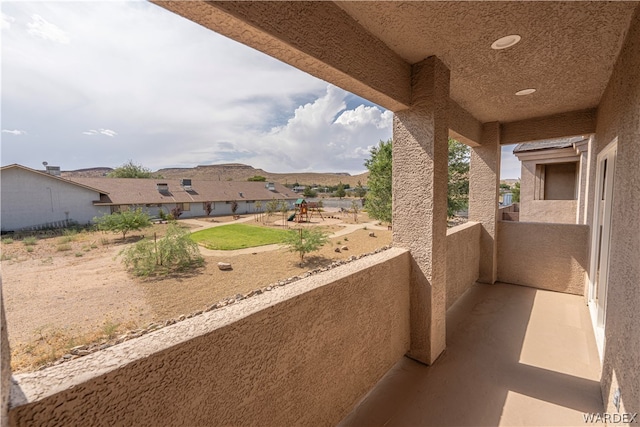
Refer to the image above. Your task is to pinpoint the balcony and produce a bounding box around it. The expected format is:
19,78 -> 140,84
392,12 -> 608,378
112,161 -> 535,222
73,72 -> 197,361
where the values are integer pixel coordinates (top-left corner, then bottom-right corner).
339,282 -> 603,427
2,220 -> 601,426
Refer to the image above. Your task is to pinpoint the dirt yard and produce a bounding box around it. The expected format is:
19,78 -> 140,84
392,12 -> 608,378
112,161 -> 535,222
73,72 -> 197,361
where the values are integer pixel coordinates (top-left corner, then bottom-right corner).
1,211 -> 391,372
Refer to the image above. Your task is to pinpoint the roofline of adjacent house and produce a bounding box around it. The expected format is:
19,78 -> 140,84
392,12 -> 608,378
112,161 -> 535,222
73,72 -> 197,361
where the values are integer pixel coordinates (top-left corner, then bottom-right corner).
0,164 -> 110,195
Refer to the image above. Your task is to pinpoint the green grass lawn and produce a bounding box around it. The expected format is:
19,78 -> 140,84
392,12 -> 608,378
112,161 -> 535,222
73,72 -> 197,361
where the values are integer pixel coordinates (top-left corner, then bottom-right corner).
190,224 -> 292,250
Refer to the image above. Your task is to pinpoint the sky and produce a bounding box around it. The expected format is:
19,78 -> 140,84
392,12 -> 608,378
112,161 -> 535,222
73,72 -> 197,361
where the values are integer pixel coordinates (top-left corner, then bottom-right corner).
1,1 -> 520,179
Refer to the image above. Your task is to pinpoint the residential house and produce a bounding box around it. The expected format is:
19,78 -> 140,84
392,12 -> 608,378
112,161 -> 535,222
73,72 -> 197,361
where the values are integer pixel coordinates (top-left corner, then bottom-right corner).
3,2 -> 639,426
0,164 -> 296,232
0,164 -> 110,232
513,136 -> 590,224
68,177 -> 296,218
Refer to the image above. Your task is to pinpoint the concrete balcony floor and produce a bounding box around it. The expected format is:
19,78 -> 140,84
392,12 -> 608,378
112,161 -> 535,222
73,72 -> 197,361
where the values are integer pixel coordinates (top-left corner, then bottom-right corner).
340,282 -> 603,427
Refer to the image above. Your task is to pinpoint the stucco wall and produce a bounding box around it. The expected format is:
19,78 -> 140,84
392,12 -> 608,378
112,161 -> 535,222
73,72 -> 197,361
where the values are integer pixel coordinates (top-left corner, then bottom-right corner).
593,7 -> 640,416
9,248 -> 411,427
519,200 -> 577,224
446,222 -> 480,310
519,161 -> 577,224
0,168 -> 104,231
1,280 -> 10,427
497,221 -> 589,295
447,222 -> 482,310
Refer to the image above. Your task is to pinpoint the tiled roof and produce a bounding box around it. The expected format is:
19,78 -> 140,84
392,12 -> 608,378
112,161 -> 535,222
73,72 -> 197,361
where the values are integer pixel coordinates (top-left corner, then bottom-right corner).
67,178 -> 296,205
513,136 -> 587,154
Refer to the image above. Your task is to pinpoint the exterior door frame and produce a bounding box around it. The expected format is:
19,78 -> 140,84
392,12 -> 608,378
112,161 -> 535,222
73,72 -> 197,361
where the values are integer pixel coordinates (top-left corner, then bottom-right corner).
588,137 -> 617,361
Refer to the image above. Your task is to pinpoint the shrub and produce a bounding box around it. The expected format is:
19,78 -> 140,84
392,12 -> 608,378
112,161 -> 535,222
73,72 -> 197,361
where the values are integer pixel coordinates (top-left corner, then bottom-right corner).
57,244 -> 72,252
1,238 -> 14,244
26,247 -> 34,253
170,206 -> 182,220
93,208 -> 152,240
120,224 -> 203,276
284,228 -> 329,265
23,237 -> 37,246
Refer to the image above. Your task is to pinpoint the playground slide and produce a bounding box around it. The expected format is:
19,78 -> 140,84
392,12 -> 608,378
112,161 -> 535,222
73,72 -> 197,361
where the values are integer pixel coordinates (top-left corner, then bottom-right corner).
287,213 -> 296,221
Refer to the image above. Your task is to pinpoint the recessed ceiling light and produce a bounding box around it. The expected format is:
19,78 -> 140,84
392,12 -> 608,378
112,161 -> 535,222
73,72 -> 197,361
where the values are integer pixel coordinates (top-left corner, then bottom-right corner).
515,88 -> 536,96
491,35 -> 521,50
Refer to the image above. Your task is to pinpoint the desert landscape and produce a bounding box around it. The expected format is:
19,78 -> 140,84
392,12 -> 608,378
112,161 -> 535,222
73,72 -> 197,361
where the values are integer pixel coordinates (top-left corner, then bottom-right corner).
1,210 -> 391,372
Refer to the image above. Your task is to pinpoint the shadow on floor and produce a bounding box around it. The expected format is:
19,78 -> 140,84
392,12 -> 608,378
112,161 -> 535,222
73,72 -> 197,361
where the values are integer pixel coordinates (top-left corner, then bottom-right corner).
339,282 -> 603,426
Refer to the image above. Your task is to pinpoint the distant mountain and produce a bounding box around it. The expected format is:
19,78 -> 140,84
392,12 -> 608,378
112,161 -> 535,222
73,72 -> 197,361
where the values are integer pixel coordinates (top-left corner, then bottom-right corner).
61,163 -> 368,187
60,167 -> 113,178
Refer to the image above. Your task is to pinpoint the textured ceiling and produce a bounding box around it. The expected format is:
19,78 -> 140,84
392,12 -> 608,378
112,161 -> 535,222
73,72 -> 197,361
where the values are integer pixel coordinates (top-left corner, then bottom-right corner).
335,1 -> 638,123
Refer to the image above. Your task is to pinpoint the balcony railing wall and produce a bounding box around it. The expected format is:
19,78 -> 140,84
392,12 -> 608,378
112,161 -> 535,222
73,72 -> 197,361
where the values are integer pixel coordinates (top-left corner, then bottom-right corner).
497,221 -> 589,295
446,221 -> 481,309
7,248 -> 411,427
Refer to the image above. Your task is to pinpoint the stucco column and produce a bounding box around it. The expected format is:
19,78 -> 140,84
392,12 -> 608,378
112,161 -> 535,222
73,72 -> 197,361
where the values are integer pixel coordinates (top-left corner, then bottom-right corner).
393,56 -> 449,365
574,139 -> 589,224
1,279 -> 11,427
469,122 -> 501,284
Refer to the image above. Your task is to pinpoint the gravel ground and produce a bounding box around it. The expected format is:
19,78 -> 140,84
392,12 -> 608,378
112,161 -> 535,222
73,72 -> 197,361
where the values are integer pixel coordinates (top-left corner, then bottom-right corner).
1,213 -> 391,371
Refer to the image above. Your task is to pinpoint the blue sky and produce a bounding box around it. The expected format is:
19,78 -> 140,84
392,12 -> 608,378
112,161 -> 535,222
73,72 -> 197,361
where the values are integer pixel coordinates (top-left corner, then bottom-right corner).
1,1 -> 520,179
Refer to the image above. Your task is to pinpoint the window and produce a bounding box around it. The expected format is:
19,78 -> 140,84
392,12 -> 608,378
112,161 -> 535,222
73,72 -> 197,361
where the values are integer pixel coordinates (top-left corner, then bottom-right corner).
175,203 -> 190,211
535,162 -> 578,200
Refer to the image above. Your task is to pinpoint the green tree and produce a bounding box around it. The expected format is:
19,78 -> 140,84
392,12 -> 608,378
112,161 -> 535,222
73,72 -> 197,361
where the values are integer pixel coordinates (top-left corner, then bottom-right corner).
334,182 -> 346,199
120,223 -> 203,276
284,228 -> 329,266
353,180 -> 367,199
302,187 -> 317,198
447,138 -> 470,217
512,181 -> 521,203
364,139 -> 392,224
265,198 -> 280,216
247,175 -> 267,182
93,208 -> 152,240
363,138 -> 471,222
108,160 -> 161,179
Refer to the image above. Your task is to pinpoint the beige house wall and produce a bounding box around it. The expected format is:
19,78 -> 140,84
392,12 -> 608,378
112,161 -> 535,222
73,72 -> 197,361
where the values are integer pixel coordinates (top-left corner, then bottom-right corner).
497,221 -> 589,295
446,222 -> 481,310
8,249 -> 411,426
519,160 -> 578,224
592,8 -> 640,416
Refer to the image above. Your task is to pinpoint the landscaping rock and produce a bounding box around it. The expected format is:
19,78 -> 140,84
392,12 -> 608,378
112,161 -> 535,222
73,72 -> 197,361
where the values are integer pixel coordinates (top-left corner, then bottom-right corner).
217,262 -> 233,271
369,232 -> 376,237
341,246 -> 348,251
334,247 -> 341,253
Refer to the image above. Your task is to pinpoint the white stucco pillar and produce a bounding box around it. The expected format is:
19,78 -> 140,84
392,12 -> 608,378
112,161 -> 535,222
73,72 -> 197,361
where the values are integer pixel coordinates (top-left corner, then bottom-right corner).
469,122 -> 501,284
393,56 -> 449,365
574,138 -> 589,225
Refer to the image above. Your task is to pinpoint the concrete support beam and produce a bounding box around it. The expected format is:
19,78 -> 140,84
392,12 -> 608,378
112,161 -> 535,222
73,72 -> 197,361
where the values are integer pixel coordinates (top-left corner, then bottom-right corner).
393,57 -> 449,365
501,109 -> 597,145
449,100 -> 482,147
153,1 -> 411,111
469,122 -> 501,284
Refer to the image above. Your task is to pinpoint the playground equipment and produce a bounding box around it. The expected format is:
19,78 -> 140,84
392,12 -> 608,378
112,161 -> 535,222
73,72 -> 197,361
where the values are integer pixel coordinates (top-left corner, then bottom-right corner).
289,199 -> 324,223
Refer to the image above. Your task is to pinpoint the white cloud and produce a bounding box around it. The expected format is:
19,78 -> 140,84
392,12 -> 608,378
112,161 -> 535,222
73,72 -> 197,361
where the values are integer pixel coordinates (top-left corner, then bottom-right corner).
1,2 -> 390,173
99,129 -> 117,137
1,13 -> 15,31
335,105 -> 393,129
82,129 -> 117,137
2,129 -> 27,135
27,14 -> 70,44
